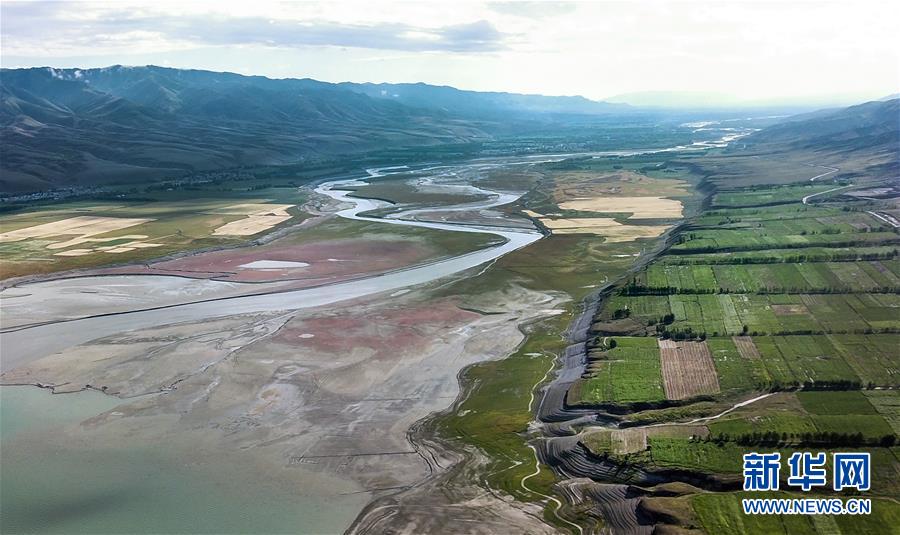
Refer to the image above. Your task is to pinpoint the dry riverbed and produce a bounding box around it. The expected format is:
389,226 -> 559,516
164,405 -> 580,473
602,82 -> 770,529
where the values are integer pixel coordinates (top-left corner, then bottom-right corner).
1,160 -> 568,533
2,279 -> 565,533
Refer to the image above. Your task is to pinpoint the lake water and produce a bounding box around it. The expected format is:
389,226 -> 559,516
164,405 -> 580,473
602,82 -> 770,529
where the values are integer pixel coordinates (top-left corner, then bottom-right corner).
0,386 -> 367,534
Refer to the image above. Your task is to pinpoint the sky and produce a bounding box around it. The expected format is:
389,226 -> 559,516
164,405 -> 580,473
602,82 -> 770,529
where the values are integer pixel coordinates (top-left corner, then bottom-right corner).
2,0 -> 898,104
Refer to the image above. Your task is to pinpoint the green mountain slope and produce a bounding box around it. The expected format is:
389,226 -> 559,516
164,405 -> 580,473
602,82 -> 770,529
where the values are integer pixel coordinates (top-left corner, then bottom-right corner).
0,65 -> 643,194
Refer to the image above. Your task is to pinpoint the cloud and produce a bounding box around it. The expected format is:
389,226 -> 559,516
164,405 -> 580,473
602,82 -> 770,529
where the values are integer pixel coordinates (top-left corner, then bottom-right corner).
0,2 -> 509,55
487,1 -> 576,19
183,18 -> 508,52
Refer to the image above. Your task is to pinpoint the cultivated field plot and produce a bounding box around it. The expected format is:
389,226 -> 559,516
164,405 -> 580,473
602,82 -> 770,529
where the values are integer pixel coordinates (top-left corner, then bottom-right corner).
711,184 -> 839,207
583,424 -> 708,456
0,215 -> 151,245
533,213 -> 671,241
661,245 -> 898,265
635,260 -> 900,293
684,333 -> 895,394
865,390 -> 900,434
576,337 -> 665,404
739,335 -> 860,385
694,204 -> 887,233
559,196 -> 683,219
671,205 -> 897,254
670,228 -> 897,254
550,170 -> 691,204
693,493 -> 900,535
604,292 -> 900,335
657,339 -> 720,399
210,203 -> 293,236
731,336 -> 760,359
706,337 -> 769,392
583,170 -> 900,534
709,391 -> 895,443
524,167 -> 691,241
827,334 -> 900,387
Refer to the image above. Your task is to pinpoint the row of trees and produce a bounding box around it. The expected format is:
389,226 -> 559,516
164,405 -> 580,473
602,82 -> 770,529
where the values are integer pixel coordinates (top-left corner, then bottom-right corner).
669,239 -> 899,255
619,284 -> 900,296
651,325 -> 900,340
701,431 -> 897,448
664,250 -> 899,265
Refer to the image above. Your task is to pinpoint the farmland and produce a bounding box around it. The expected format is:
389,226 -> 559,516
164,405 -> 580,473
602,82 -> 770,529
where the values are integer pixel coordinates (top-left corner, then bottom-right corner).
564,158 -> 899,533
575,337 -> 665,404
0,183 -> 310,280
711,184 -> 841,208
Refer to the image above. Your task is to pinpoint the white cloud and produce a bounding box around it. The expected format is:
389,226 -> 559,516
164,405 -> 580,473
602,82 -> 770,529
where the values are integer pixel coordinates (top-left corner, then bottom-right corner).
1,0 -> 897,101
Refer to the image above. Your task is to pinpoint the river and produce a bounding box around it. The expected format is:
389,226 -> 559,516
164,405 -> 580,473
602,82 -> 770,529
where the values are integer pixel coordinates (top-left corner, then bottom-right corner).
1,163 -> 542,371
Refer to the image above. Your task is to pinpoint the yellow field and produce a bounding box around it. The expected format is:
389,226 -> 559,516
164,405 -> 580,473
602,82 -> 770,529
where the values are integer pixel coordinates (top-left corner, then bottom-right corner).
559,196 -> 683,219
532,213 -> 671,242
212,204 -> 294,236
0,216 -> 170,257
0,216 -> 152,244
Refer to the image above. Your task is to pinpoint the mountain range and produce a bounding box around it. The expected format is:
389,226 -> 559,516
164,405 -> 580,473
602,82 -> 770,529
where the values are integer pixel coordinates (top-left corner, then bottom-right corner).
0,65 -> 634,193
1,65 -> 897,193
738,97 -> 899,181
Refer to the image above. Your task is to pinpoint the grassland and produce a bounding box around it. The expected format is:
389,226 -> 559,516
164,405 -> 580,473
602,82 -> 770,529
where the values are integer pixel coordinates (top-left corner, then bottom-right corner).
344,176 -> 489,206
432,317 -> 568,501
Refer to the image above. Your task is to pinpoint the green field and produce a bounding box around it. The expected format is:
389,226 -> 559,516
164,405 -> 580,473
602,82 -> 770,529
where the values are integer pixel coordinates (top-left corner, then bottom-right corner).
576,337 -> 665,404
712,184 -> 839,208
584,175 -> 899,533
709,391 -> 896,442
661,246 -> 898,265
634,260 -> 900,294
603,293 -> 900,337
649,437 -> 746,473
865,391 -> 900,435
706,337 -> 769,392
694,493 -> 900,535
670,205 -> 896,255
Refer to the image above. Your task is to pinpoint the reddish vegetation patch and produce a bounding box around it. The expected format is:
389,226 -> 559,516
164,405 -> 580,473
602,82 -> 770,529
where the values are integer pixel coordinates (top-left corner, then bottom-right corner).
733,336 -> 761,360
658,339 -> 720,400
273,299 -> 480,355
96,238 -> 434,285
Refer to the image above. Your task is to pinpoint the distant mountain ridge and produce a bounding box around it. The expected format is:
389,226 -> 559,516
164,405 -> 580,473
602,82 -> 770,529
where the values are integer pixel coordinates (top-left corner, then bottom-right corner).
742,98 -> 899,151
738,98 -> 899,182
1,65 -> 632,193
1,65 -> 896,193
338,81 -> 628,117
